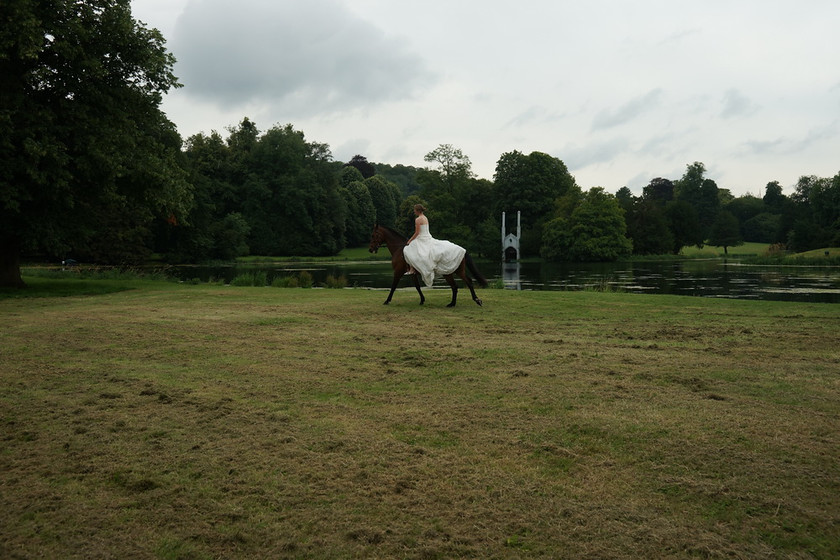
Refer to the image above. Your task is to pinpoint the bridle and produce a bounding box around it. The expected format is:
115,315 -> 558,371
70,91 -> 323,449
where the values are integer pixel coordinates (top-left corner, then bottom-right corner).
369,227 -> 384,254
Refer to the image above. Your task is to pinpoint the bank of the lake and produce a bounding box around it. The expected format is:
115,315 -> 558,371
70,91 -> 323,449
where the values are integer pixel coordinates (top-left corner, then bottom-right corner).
164,258 -> 840,304
17,243 -> 840,303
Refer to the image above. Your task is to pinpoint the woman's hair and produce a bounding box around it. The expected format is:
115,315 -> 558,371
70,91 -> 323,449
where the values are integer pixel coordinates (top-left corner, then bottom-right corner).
414,204 -> 426,213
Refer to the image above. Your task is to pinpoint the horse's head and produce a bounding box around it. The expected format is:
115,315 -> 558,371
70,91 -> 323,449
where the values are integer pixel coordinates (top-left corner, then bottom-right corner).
368,225 -> 384,253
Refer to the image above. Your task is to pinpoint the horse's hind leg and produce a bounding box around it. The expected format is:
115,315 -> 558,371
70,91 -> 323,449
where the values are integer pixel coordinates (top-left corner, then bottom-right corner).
444,274 -> 458,307
459,271 -> 483,307
412,274 -> 425,305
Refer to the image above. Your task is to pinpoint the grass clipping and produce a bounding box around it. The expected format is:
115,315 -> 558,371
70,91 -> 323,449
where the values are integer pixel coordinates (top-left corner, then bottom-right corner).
1,284 -> 839,559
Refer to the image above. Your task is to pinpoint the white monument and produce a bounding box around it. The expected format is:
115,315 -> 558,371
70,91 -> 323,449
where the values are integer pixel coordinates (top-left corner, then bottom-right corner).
501,211 -> 521,262
501,211 -> 522,290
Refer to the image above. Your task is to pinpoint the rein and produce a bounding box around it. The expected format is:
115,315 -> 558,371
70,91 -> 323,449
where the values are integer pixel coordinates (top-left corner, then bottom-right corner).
371,226 -> 407,255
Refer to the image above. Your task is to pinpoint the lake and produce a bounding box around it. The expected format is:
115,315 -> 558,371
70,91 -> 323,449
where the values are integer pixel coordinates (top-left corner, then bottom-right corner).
170,259 -> 840,304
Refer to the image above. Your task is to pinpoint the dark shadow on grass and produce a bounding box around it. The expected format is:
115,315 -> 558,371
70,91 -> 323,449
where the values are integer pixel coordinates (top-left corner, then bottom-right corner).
0,277 -> 134,299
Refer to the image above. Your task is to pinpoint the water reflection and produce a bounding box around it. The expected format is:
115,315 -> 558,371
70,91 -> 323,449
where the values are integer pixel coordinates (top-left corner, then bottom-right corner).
502,261 -> 522,291
507,260 -> 840,303
169,259 -> 840,303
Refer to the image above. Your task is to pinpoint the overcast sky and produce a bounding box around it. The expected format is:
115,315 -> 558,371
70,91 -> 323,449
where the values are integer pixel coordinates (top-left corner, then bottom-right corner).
130,0 -> 840,196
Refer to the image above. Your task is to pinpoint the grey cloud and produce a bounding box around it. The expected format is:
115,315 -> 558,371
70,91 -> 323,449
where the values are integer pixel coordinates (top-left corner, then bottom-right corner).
743,138 -> 786,155
656,28 -> 701,47
640,132 -> 678,155
638,127 -> 696,161
562,137 -> 630,170
624,171 -> 654,191
171,0 -> 434,115
720,89 -> 757,119
744,119 -> 839,155
332,138 -> 372,164
504,105 -> 565,129
793,120 -> 839,151
592,89 -> 663,130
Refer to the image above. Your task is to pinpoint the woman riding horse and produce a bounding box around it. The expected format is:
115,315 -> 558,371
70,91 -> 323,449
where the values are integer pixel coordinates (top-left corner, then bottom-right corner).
368,224 -> 487,307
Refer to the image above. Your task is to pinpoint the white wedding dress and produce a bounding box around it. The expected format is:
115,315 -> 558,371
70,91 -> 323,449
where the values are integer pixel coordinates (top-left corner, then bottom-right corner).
403,224 -> 466,287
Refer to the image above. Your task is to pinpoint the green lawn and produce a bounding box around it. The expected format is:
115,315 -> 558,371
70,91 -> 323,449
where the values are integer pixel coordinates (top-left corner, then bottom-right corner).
2,281 -> 838,558
795,247 -> 840,258
235,246 -> 385,263
680,241 -> 770,257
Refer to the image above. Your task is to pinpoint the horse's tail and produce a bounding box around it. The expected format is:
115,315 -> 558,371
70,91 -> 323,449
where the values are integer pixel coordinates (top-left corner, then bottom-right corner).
465,253 -> 488,288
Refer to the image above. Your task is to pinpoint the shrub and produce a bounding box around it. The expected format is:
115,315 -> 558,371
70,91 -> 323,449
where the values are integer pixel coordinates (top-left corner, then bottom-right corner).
230,272 -> 267,287
252,271 -> 267,286
765,243 -> 787,256
270,271 -> 315,288
488,278 -> 506,290
230,274 -> 254,286
298,271 -> 313,288
324,274 -> 348,289
271,276 -> 299,288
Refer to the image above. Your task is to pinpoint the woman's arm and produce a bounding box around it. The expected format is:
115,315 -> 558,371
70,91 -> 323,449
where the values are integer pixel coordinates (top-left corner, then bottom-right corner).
406,217 -> 422,245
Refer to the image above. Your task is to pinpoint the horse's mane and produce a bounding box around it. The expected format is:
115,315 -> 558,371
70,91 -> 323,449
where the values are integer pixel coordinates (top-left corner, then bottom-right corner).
377,225 -> 407,241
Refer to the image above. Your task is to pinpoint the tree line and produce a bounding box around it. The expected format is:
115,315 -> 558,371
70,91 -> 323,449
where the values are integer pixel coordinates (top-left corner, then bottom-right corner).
167,120 -> 840,265
2,1 -> 838,288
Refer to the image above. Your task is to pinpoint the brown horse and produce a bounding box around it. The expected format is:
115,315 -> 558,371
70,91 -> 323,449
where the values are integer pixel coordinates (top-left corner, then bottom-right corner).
368,224 -> 488,307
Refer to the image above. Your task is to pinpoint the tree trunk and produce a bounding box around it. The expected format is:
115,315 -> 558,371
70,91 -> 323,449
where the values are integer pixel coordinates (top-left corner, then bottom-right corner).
0,237 -> 26,288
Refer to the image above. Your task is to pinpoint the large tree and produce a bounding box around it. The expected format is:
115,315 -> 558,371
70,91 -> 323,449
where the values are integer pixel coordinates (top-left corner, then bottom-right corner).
707,210 -> 743,254
417,144 -> 494,251
417,144 -> 472,238
244,124 -> 345,256
493,150 -> 577,256
642,177 -> 675,207
666,200 -> 704,254
787,173 -> 840,251
424,144 -> 474,187
725,194 -> 765,233
341,180 -> 376,247
674,162 -> 720,237
742,213 -> 780,243
1,0 -> 190,286
763,180 -> 786,212
366,175 -> 401,230
374,162 -> 422,197
168,130 -> 250,262
542,187 -> 632,262
626,200 -> 674,255
622,178 -> 678,255
344,154 -> 376,179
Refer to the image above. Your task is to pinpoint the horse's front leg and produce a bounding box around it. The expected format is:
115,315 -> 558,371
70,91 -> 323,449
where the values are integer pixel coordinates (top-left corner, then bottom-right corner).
412,274 -> 425,305
383,272 -> 401,304
444,274 -> 458,307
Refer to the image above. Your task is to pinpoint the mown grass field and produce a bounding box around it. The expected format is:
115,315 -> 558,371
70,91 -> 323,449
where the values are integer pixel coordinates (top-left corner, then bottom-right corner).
1,279 -> 839,559
680,242 -> 770,258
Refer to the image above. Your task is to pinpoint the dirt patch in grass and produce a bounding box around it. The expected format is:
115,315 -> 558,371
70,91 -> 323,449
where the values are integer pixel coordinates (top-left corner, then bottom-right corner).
1,286 -> 838,558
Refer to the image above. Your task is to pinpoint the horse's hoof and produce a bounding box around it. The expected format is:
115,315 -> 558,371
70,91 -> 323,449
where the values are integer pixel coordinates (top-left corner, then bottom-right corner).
383,301 -> 390,305
475,299 -> 483,307
447,302 -> 456,308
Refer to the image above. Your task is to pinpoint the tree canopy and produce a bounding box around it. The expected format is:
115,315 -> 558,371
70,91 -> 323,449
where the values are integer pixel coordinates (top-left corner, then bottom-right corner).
493,150 -> 577,255
674,162 -> 720,237
542,187 -> 632,262
1,0 -> 189,286
707,210 -> 743,254
344,155 -> 376,179
177,121 -> 345,259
